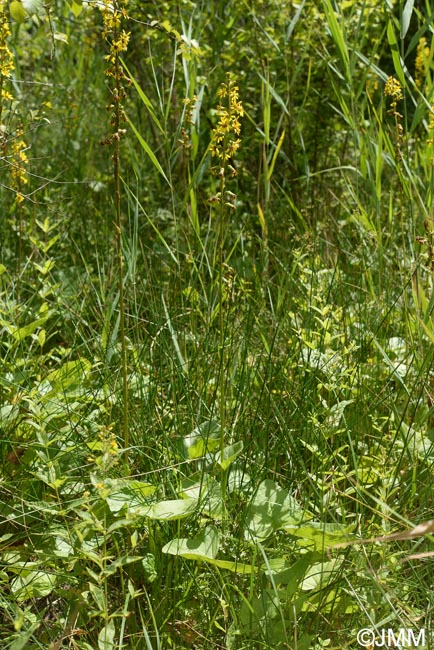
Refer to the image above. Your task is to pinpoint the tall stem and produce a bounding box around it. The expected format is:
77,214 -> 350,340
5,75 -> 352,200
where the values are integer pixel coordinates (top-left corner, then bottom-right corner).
218,171 -> 226,455
102,0 -> 130,464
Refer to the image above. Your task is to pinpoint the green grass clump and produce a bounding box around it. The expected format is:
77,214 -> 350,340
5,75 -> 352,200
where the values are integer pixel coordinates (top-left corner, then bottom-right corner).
1,1 -> 434,648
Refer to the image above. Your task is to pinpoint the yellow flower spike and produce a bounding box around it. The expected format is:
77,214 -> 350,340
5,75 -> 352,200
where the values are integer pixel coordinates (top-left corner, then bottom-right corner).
384,76 -> 403,102
211,73 -> 244,165
415,37 -> 430,88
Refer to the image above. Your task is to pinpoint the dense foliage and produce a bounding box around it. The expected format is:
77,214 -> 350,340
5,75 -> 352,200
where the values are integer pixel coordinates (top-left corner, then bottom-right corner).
1,0 -> 434,648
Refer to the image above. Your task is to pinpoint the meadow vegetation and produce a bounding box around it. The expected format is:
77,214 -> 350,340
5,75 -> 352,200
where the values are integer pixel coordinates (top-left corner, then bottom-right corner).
1,0 -> 434,648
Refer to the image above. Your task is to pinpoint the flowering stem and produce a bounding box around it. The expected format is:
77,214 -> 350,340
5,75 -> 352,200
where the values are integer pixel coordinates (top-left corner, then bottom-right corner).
209,73 -> 244,493
101,0 -> 131,466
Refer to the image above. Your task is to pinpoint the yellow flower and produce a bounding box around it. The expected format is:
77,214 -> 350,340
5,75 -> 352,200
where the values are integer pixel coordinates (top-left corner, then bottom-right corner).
211,73 -> 244,163
415,37 -> 430,88
384,76 -> 403,102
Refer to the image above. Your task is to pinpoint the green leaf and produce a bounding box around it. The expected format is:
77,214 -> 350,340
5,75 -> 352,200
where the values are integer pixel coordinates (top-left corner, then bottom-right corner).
126,114 -> 170,185
69,0 -> 83,17
180,474 -> 224,517
139,498 -> 198,520
162,525 -> 220,560
301,559 -> 343,591
245,479 -> 307,541
205,558 -> 258,574
10,1 -> 27,23
142,553 -> 158,583
184,420 -> 221,459
98,620 -> 116,650
0,403 -> 20,424
121,59 -> 164,134
261,554 -> 318,593
401,0 -> 415,40
53,32 -> 68,44
321,0 -> 350,82
11,570 -> 56,602
289,522 -> 356,550
45,358 -> 91,393
218,440 -> 244,470
101,478 -> 156,513
11,316 -> 50,341
22,0 -> 44,15
387,19 -> 405,86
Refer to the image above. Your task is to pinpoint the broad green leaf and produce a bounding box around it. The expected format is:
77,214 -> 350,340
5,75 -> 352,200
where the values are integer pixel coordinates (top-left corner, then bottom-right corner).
37,328 -> 46,347
9,624 -> 41,650
181,473 -> 220,499
54,536 -> 74,558
162,525 -> 219,559
89,583 -> 105,610
302,587 -> 358,613
218,440 -> 244,470
140,498 -> 198,520
0,403 -> 20,423
10,1 -> 27,23
245,479 -> 306,541
98,620 -> 116,650
32,258 -> 55,274
45,358 -> 91,392
180,475 -> 224,517
205,558 -> 258,574
289,522 -> 356,550
142,553 -> 158,582
11,570 -> 56,602
9,316 -> 50,341
102,555 -> 143,576
261,553 -> 319,591
301,559 -> 343,591
100,478 -> 156,513
69,0 -> 83,17
162,526 -> 254,575
184,420 -> 221,459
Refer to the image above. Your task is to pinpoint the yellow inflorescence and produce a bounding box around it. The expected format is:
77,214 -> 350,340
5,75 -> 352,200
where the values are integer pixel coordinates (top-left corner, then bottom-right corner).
11,131 -> 29,204
0,0 -> 13,86
100,0 -> 130,73
210,73 -> 244,163
384,76 -> 403,103
384,76 -> 403,125
415,37 -> 430,88
0,5 -> 29,205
